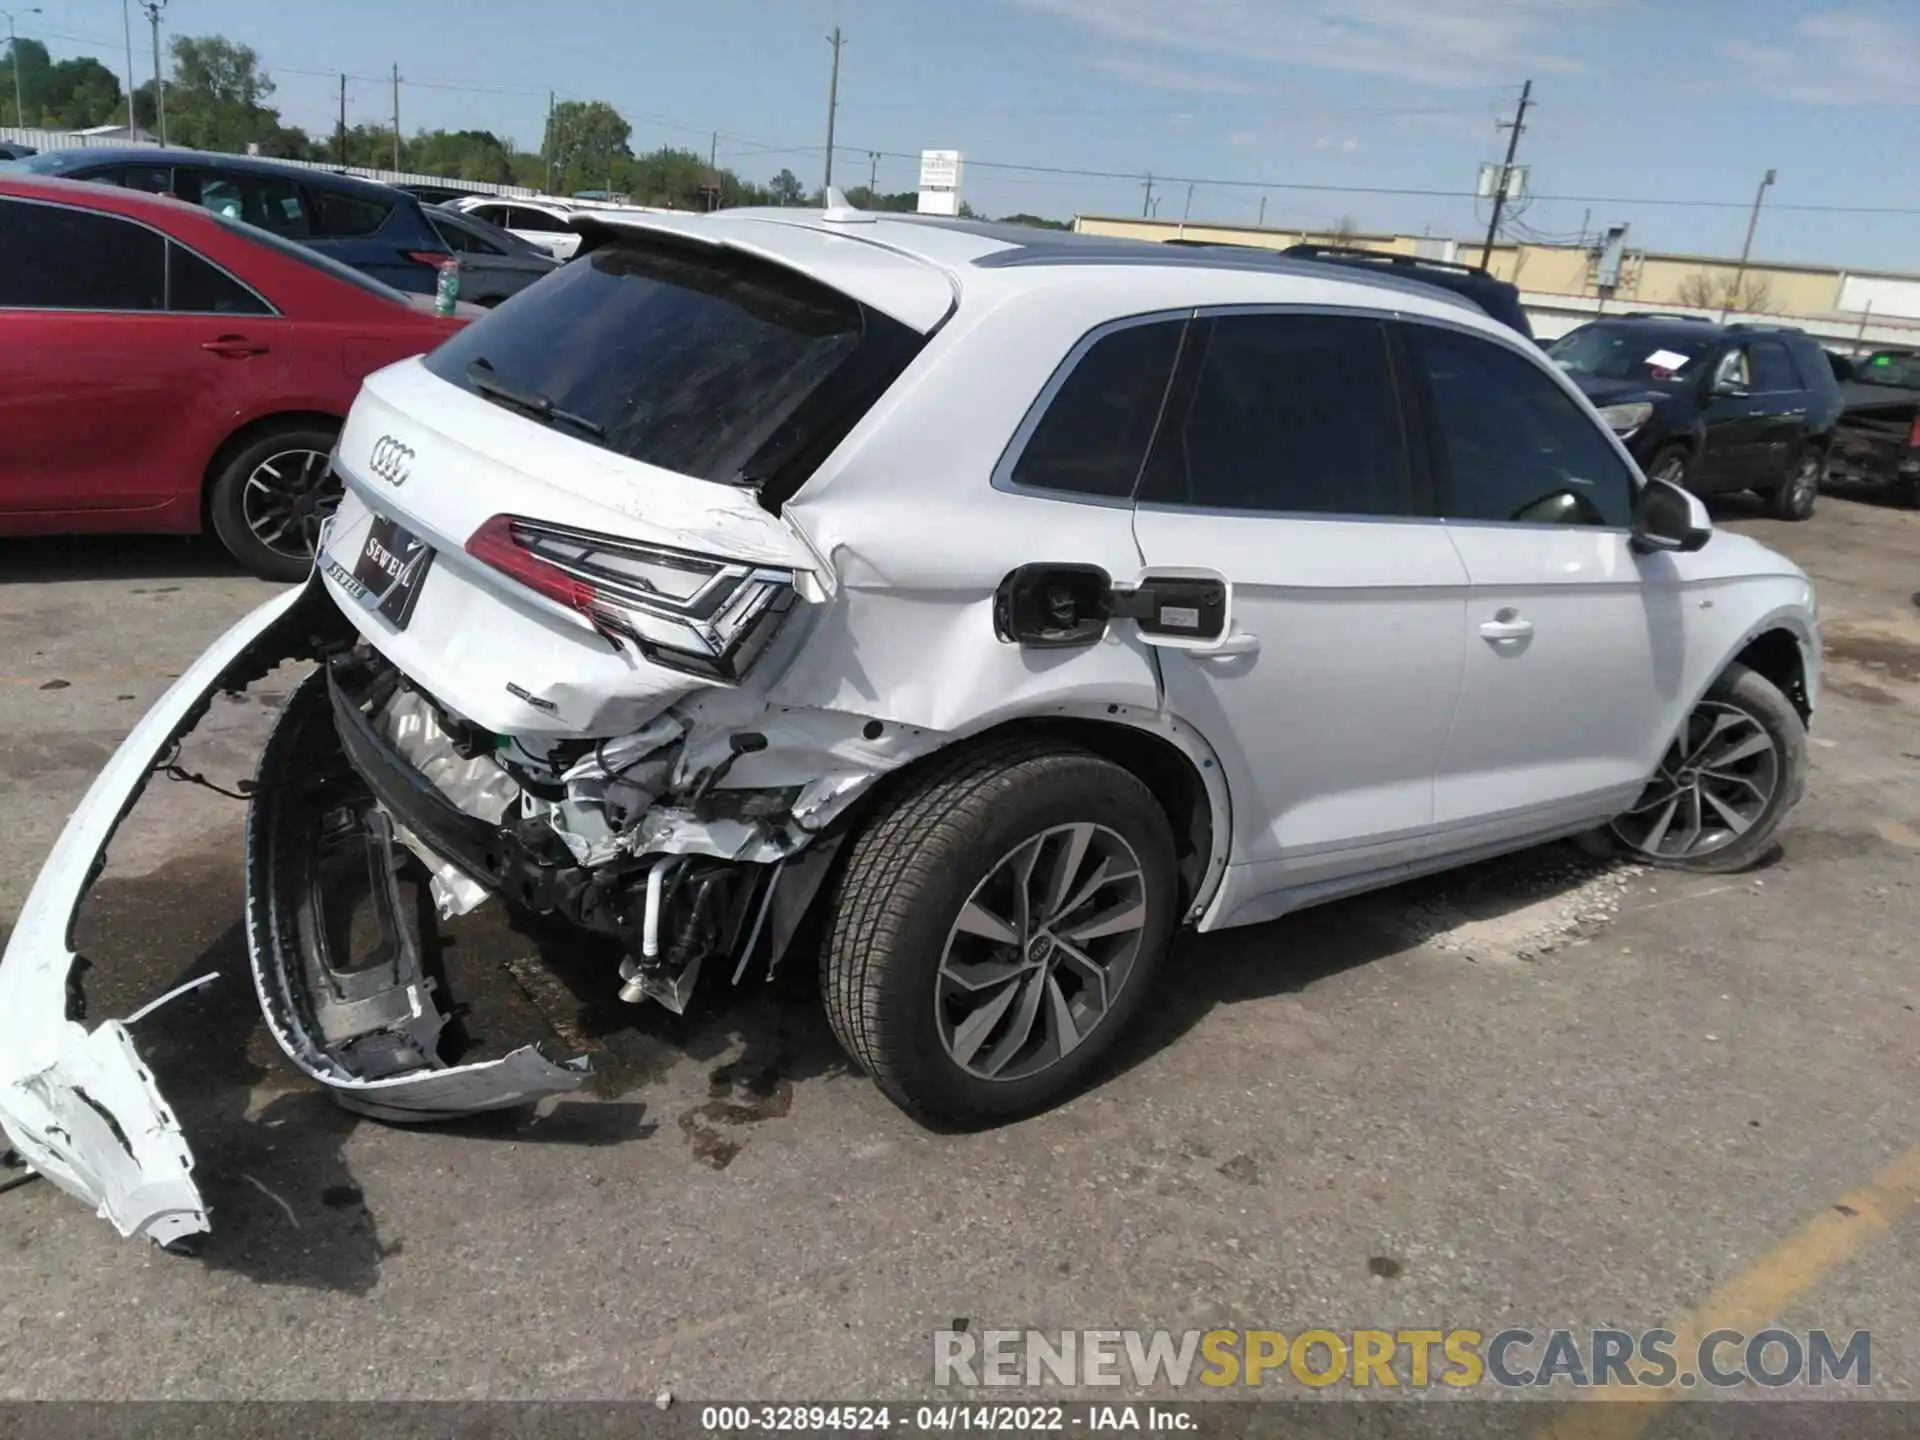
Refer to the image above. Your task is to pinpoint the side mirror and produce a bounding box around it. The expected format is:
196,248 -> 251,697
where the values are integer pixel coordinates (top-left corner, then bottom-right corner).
1631,476 -> 1712,554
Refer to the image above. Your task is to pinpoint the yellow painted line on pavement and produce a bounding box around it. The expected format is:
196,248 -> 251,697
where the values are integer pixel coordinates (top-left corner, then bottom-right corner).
1536,1143 -> 1920,1440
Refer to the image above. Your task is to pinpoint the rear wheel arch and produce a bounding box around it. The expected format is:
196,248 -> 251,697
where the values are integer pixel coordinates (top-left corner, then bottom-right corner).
808,713 -> 1229,937
198,409 -> 343,528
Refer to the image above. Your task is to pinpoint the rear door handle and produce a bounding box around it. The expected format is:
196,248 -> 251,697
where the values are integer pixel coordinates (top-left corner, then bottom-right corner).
1479,613 -> 1533,641
201,335 -> 269,357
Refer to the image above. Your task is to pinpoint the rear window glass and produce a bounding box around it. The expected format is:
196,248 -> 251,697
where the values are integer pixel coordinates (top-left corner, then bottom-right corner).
422,239 -> 924,488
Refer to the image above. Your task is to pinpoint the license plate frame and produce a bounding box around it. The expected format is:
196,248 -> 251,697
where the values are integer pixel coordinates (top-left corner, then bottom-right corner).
323,514 -> 436,630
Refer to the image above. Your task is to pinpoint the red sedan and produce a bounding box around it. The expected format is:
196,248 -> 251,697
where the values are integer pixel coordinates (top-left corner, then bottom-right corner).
0,174 -> 473,580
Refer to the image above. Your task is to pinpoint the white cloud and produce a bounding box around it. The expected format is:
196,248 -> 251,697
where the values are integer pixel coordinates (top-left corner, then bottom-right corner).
1719,10 -> 1920,106
1010,0 -> 1614,89
1313,135 -> 1365,153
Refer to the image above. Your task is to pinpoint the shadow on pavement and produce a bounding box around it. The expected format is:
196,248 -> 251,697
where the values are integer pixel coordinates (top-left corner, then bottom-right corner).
1,534 -> 254,583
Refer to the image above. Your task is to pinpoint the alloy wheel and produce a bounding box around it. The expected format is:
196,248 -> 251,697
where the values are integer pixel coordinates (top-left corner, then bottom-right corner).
935,822 -> 1149,1083
242,449 -> 338,563
1788,453 -> 1821,510
1611,701 -> 1780,860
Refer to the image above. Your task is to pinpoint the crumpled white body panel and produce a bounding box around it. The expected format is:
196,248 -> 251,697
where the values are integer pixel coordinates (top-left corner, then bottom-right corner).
0,586 -> 315,1246
0,582 -> 588,1247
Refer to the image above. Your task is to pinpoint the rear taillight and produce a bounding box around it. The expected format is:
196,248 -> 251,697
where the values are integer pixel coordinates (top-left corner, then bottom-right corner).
465,515 -> 797,681
1907,414 -> 1920,450
406,250 -> 453,268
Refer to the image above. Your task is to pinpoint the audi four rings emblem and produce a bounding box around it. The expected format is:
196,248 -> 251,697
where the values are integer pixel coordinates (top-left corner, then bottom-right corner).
370,435 -> 415,485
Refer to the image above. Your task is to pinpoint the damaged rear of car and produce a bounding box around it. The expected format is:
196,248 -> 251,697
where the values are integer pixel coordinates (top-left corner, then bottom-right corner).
0,205 -> 1241,1244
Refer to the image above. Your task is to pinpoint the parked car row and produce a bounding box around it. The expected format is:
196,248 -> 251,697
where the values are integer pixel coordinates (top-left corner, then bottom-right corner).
0,172 -> 472,579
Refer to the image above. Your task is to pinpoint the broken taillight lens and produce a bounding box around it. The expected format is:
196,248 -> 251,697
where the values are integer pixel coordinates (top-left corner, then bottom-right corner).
465,515 -> 797,681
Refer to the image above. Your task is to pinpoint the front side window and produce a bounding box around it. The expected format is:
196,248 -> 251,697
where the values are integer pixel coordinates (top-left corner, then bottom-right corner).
421,237 -> 924,492
429,215 -> 503,256
181,169 -> 313,238
0,199 -> 165,310
1713,348 -> 1751,391
1008,319 -> 1183,499
1410,324 -> 1636,528
1139,312 -> 1412,516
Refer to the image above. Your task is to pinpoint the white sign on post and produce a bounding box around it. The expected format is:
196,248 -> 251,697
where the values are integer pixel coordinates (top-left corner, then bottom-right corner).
917,149 -> 963,216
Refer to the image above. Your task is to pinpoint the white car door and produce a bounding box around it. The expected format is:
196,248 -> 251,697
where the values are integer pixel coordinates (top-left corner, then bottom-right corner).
1129,310 -> 1469,928
506,205 -> 581,260
1401,319 -> 1687,847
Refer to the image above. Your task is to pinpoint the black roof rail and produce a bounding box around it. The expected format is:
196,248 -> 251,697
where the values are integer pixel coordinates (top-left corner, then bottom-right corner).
1282,243 -> 1492,278
1620,311 -> 1716,321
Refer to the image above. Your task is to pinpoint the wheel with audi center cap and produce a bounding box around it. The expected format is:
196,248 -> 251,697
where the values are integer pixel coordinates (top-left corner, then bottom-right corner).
208,420 -> 343,583
1607,661 -> 1807,874
820,739 -> 1177,1125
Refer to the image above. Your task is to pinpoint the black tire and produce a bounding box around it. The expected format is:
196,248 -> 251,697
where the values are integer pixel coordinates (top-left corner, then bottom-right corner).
1766,448 -> 1822,521
1644,444 -> 1691,489
208,421 -> 341,583
1607,661 -> 1807,874
821,740 -> 1178,1126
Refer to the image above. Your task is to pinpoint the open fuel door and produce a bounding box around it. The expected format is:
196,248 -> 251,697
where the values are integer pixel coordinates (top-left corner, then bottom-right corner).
992,563 -> 1241,652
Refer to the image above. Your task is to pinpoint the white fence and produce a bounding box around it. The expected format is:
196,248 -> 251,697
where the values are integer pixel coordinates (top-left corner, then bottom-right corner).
1,126 -> 540,198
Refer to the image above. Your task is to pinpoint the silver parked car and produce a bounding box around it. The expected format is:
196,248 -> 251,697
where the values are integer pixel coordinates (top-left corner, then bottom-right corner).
0,198 -> 1819,1249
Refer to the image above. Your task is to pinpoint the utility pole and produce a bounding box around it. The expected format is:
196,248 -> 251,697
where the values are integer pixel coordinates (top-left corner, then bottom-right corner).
391,63 -> 401,171
1141,172 -> 1154,219
3,8 -> 41,128
1724,167 -> 1777,321
822,24 -> 842,195
121,0 -> 136,134
545,90 -> 555,194
1478,78 -> 1532,270
1257,194 -> 1266,228
867,150 -> 879,195
141,0 -> 167,146
1177,180 -> 1194,237
336,72 -> 347,167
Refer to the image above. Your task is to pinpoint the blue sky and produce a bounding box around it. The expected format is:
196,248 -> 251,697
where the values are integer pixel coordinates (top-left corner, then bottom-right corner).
30,0 -> 1920,269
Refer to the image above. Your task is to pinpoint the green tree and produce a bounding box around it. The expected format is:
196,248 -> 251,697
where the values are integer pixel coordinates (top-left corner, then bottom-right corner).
543,99 -> 631,194
767,168 -> 805,206
1,37 -> 51,126
997,212 -> 1070,230
409,128 -> 518,184
39,57 -> 124,129
135,35 -> 285,152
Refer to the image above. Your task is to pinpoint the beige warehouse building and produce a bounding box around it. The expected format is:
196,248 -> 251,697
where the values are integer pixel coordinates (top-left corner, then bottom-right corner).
1074,215 -> 1920,350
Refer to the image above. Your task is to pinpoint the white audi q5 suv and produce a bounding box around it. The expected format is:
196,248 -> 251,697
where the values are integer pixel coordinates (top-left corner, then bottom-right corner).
1,197 -> 1819,1248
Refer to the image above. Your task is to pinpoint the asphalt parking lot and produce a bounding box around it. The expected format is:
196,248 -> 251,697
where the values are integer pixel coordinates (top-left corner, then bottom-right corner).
1,494 -> 1917,1411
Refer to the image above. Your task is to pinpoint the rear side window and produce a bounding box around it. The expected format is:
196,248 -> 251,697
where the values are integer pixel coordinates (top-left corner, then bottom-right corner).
0,199 -> 164,310
313,189 -> 394,238
81,164 -> 173,193
1139,312 -> 1411,516
429,215 -> 504,256
1749,340 -> 1799,393
1409,324 -> 1635,528
1009,320 -> 1182,499
508,206 -> 569,233
422,239 -> 925,490
168,242 -> 270,314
